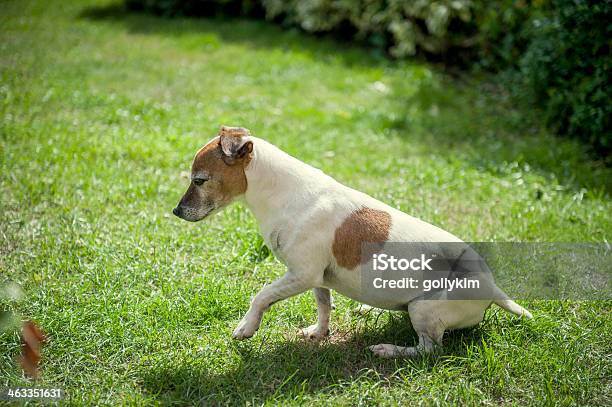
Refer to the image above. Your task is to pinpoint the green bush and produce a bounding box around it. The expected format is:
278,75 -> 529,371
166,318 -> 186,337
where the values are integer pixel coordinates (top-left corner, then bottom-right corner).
124,0 -> 611,155
518,0 -> 611,154
471,0 -> 610,155
470,0 -> 548,70
260,0 -> 474,57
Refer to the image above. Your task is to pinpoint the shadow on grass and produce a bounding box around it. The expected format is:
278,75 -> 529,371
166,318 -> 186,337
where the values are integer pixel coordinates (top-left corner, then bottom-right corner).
384,79 -> 612,194
79,3 -> 610,194
138,313 -> 490,404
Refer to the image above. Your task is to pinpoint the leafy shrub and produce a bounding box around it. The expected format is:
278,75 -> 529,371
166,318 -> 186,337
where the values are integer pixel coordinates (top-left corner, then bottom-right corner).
518,0 -> 611,154
470,0 -> 549,70
260,0 -> 474,57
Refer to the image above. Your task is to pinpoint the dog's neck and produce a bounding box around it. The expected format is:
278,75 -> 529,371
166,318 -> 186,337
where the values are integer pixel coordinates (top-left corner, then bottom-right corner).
243,138 -> 332,224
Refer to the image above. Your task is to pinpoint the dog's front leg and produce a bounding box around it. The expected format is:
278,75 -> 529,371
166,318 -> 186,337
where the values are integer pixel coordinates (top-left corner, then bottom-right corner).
298,288 -> 332,341
232,272 -> 311,340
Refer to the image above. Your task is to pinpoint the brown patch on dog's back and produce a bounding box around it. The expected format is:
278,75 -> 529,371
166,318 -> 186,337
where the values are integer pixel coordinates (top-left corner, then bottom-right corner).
332,207 -> 392,270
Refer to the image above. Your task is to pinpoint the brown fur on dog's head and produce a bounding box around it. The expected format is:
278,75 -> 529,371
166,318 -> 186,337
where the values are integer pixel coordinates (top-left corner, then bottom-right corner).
173,126 -> 253,222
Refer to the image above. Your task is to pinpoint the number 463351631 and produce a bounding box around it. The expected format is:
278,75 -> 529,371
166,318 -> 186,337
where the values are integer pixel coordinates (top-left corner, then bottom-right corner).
2,387 -> 63,400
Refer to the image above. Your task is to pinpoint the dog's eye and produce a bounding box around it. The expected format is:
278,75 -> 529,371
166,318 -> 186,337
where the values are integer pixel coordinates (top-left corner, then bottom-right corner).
192,178 -> 206,186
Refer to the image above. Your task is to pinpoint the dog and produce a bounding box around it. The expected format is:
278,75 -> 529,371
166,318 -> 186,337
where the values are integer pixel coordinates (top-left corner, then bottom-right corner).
173,125 -> 532,357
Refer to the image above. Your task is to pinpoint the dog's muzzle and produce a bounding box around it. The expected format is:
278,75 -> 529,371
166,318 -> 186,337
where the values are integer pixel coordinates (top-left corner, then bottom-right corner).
172,205 -> 212,222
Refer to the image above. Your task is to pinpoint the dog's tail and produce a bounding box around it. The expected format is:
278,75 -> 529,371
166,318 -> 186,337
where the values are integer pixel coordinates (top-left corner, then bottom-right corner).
494,299 -> 533,319
492,287 -> 533,319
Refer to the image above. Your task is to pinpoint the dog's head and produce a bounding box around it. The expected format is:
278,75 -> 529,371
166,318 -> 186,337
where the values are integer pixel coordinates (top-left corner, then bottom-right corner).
173,125 -> 254,222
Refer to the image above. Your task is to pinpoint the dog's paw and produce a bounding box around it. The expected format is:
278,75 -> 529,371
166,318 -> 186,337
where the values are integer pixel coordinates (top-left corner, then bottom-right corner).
368,344 -> 418,358
298,324 -> 329,341
368,344 -> 395,357
232,318 -> 258,340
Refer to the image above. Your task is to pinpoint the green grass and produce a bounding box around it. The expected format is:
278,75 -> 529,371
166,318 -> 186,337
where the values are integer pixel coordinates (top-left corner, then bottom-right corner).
1,0 -> 611,405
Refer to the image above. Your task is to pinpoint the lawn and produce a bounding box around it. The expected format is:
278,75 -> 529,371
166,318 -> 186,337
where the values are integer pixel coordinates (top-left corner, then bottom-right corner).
1,0 -> 611,405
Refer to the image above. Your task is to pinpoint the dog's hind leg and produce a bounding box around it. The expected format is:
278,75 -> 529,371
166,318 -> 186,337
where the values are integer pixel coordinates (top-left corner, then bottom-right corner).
369,300 -> 488,357
368,340 -> 436,358
299,287 -> 332,341
369,303 -> 443,357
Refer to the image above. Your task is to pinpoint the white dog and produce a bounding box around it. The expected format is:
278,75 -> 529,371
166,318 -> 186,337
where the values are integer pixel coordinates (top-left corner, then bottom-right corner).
173,126 -> 532,357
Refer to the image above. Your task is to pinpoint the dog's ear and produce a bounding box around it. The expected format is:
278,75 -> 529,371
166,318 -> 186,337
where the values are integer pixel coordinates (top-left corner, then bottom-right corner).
219,126 -> 253,165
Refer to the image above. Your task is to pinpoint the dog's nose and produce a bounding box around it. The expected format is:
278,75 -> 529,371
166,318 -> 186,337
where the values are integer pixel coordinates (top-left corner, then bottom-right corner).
172,206 -> 182,217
